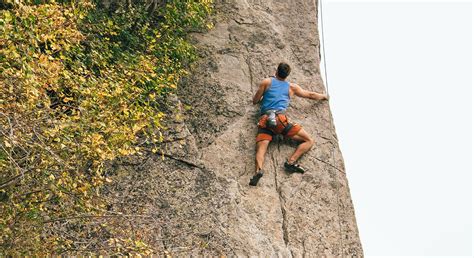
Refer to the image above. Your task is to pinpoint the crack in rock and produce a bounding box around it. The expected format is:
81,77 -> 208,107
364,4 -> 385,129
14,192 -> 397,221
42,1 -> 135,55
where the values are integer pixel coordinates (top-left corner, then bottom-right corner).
314,156 -> 345,174
244,45 -> 255,94
270,141 -> 292,257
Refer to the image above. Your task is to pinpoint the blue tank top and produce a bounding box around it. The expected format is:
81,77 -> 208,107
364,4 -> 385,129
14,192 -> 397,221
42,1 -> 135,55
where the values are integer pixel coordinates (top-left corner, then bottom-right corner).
260,77 -> 290,114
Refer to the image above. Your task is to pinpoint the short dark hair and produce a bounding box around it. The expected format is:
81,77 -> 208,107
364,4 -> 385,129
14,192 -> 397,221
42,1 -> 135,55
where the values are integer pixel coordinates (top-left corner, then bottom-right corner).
277,62 -> 291,79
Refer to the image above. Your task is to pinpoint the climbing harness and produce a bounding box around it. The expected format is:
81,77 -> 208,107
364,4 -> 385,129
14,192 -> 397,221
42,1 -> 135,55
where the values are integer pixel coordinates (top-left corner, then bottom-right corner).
259,111 -> 293,136
260,109 -> 293,135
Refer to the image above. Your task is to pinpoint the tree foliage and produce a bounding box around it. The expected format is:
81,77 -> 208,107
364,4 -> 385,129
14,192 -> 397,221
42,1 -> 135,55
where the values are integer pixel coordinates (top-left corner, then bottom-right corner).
0,0 -> 213,254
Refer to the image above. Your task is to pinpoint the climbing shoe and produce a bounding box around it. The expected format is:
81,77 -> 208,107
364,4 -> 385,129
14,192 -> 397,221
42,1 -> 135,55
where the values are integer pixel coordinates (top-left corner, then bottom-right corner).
284,161 -> 305,173
249,171 -> 264,186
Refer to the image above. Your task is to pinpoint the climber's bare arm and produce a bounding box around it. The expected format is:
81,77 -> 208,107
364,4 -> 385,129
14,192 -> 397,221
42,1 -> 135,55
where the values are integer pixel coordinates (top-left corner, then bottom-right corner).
253,78 -> 271,104
290,83 -> 328,100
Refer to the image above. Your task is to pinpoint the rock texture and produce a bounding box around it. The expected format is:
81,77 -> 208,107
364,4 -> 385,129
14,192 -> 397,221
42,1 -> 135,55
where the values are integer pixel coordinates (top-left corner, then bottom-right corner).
105,0 -> 363,256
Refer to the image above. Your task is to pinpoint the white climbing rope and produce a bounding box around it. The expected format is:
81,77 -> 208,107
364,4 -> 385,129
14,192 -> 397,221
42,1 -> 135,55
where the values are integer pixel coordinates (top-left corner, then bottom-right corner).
317,0 -> 344,255
319,0 -> 330,95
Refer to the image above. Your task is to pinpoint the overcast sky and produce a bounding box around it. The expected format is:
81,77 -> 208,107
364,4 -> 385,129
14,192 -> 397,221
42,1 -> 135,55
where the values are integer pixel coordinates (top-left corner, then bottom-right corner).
318,0 -> 472,256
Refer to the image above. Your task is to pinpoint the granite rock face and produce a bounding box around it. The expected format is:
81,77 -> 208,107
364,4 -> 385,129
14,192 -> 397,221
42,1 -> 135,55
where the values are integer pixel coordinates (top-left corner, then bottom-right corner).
106,0 -> 363,256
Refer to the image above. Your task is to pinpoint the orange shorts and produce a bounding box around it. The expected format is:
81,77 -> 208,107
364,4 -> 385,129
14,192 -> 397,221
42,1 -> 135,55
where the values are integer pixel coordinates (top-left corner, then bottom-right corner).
256,113 -> 302,142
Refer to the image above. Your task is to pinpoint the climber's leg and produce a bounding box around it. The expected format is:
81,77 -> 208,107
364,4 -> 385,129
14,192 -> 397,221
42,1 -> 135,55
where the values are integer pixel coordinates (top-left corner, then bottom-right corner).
255,139 -> 270,172
250,139 -> 270,186
287,128 -> 314,164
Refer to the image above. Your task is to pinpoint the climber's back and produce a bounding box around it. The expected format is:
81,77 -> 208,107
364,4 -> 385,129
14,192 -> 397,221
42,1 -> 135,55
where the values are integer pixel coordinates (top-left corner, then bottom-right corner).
260,77 -> 290,114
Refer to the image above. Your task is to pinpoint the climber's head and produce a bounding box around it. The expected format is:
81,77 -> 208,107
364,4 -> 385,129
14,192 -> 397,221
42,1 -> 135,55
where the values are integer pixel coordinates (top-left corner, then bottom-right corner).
276,62 -> 291,79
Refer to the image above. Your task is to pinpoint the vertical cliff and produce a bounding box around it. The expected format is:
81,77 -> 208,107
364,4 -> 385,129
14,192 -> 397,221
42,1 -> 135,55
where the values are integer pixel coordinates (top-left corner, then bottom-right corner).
103,0 -> 363,256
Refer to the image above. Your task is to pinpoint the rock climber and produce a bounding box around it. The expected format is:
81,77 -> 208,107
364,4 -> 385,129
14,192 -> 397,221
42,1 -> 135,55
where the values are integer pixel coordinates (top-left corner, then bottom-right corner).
249,62 -> 329,186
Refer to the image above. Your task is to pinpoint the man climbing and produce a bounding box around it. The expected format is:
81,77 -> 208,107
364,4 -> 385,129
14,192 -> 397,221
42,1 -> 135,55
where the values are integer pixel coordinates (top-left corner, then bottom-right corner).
249,62 -> 328,186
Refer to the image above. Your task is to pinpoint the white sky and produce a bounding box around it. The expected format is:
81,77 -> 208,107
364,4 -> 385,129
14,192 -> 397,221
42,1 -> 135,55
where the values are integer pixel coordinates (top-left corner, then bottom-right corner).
318,0 -> 472,256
